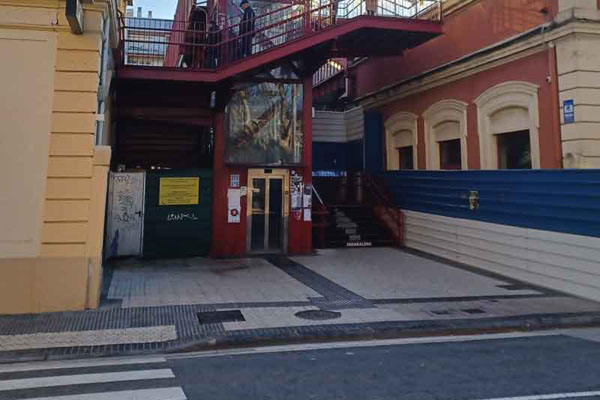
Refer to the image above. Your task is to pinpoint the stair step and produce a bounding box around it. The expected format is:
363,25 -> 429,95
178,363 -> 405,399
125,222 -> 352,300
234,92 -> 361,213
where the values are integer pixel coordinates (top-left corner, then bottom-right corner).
346,241 -> 373,247
318,202 -> 397,250
326,228 -> 390,236
336,222 -> 358,229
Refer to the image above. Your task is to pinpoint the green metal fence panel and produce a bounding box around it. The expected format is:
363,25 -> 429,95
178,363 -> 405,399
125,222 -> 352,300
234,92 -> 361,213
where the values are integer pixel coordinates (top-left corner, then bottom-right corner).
143,169 -> 213,258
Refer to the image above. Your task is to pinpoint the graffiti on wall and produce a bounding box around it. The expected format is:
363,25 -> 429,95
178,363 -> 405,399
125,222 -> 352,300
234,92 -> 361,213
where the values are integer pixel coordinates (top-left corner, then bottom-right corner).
106,172 -> 145,257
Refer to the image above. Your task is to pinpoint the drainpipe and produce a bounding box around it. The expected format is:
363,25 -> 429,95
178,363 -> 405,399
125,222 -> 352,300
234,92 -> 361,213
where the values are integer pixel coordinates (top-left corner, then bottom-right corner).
339,76 -> 349,99
96,11 -> 111,145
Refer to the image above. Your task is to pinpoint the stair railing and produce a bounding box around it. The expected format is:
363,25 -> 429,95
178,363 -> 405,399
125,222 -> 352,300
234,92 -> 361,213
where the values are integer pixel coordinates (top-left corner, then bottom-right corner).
311,183 -> 330,249
119,0 -> 442,70
363,173 -> 404,247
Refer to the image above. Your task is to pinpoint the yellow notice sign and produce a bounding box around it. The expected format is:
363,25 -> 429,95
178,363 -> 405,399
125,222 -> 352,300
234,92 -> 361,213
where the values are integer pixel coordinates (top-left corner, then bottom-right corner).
159,177 -> 200,206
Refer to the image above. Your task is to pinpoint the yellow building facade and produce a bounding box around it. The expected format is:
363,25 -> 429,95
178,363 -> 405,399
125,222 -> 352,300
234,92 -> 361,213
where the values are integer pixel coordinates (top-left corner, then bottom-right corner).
0,0 -> 126,314
0,0 -> 599,315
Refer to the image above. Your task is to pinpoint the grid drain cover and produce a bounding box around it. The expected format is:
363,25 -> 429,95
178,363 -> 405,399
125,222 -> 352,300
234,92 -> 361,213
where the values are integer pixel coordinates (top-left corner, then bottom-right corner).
431,310 -> 453,315
197,310 -> 245,324
462,308 -> 486,314
497,283 -> 536,291
295,310 -> 342,321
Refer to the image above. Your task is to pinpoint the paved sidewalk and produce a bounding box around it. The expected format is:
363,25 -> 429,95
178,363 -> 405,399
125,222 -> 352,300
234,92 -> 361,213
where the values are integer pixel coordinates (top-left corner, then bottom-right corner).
2,248 -> 600,362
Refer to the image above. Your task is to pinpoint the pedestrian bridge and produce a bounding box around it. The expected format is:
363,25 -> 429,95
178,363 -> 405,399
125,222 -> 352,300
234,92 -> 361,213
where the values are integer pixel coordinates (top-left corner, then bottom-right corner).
117,0 -> 443,83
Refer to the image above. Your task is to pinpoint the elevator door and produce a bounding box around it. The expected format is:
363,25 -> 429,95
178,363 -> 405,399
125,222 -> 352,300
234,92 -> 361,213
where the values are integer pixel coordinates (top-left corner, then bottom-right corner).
248,170 -> 288,253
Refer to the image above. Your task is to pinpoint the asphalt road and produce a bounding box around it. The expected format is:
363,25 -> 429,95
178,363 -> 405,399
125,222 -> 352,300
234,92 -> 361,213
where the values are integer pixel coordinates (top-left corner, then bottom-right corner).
172,333 -> 600,400
2,331 -> 600,400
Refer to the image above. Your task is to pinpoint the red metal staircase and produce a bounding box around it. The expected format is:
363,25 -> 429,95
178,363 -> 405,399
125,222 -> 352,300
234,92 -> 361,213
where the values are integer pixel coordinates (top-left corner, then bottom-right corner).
117,0 -> 443,82
312,173 -> 404,249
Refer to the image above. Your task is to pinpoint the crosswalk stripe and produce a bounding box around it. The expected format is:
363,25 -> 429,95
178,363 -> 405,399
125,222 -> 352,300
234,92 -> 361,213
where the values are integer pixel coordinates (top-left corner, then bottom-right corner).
0,369 -> 175,391
472,390 -> 600,400
13,387 -> 187,400
0,356 -> 167,374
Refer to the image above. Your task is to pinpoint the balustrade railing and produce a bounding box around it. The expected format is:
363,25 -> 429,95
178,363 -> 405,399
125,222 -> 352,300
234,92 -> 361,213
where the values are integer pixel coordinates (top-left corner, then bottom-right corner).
119,0 -> 442,71
313,58 -> 346,86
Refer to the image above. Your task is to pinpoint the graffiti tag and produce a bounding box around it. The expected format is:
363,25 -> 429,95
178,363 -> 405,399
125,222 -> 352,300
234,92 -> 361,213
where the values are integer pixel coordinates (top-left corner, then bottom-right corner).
166,212 -> 199,222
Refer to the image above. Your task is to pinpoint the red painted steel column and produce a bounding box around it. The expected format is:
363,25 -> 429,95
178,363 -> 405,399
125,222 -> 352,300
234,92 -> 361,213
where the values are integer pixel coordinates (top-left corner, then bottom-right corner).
211,109 -> 247,257
288,77 -> 313,254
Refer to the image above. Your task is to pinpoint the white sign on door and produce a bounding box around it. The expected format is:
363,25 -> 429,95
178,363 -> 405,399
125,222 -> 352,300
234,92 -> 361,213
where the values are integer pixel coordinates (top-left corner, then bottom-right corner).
228,188 -> 241,223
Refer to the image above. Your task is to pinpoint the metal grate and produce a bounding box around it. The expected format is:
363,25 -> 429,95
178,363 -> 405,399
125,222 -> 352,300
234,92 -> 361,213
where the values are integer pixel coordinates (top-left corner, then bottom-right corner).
295,310 -> 341,320
197,310 -> 246,324
497,284 -> 537,291
461,308 -> 486,315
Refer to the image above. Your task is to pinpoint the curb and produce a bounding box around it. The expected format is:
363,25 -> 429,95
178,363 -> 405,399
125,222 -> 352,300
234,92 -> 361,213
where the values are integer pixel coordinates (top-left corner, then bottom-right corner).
2,312 -> 600,364
166,311 -> 600,353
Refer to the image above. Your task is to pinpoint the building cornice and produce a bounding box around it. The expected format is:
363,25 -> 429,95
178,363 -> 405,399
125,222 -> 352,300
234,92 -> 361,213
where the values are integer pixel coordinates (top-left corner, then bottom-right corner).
356,17 -> 600,110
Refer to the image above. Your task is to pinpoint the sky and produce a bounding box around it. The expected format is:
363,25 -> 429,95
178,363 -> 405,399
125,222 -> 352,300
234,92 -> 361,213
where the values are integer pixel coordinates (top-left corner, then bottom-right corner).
130,0 -> 178,19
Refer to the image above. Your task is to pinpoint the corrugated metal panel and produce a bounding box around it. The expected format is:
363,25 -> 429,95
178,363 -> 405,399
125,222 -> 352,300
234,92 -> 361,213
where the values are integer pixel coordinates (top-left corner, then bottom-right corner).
143,169 -> 213,258
382,170 -> 600,238
313,111 -> 346,142
404,210 -> 600,302
345,106 -> 364,141
312,108 -> 364,143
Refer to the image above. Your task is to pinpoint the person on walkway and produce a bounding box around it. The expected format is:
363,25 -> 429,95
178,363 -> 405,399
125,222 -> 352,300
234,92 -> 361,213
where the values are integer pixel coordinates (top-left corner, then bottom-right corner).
239,0 -> 255,58
206,21 -> 222,68
366,0 -> 377,15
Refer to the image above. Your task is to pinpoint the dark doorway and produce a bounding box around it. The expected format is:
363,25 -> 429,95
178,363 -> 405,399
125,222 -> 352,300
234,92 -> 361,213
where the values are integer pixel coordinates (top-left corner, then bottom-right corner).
397,146 -> 413,170
497,130 -> 532,169
439,139 -> 462,170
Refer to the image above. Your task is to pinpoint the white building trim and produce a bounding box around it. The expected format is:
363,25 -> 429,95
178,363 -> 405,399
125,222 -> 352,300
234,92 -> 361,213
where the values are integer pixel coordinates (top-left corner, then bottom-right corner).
474,81 -> 540,169
423,99 -> 468,170
384,112 -> 418,170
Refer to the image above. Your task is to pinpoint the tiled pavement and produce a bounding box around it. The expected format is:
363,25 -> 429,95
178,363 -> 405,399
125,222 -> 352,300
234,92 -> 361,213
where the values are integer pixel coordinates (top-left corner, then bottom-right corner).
2,247 -> 600,361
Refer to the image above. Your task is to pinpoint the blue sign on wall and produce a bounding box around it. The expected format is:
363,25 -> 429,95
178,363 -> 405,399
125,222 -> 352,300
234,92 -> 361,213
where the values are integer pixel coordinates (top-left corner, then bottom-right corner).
563,99 -> 575,124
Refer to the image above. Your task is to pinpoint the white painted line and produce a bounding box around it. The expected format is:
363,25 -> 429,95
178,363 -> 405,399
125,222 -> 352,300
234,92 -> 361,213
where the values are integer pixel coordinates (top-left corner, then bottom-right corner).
168,331 -> 559,360
0,369 -> 175,391
0,355 -> 167,373
472,391 -> 600,400
0,326 -> 177,351
21,387 -> 187,400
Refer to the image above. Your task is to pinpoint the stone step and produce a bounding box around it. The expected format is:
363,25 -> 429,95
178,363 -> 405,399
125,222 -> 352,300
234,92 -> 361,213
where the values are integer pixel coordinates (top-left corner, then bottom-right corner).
345,241 -> 373,247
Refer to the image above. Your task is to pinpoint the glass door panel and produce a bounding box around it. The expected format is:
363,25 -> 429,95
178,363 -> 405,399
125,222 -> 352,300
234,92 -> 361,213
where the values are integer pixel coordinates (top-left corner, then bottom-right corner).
251,178 -> 266,251
268,178 -> 283,250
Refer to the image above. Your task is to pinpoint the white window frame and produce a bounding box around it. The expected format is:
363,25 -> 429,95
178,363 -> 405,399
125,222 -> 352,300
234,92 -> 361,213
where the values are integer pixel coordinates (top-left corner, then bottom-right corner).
423,99 -> 468,170
474,81 -> 540,169
384,112 -> 418,170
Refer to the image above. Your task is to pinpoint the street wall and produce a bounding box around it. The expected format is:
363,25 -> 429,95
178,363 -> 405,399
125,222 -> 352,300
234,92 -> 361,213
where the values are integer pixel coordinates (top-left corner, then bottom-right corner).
383,169 -> 600,301
0,0 -> 114,314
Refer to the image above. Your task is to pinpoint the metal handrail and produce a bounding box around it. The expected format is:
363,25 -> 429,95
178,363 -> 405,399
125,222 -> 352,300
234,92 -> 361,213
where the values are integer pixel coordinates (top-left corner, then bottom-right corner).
313,184 -> 325,206
363,173 -> 405,246
119,0 -> 442,70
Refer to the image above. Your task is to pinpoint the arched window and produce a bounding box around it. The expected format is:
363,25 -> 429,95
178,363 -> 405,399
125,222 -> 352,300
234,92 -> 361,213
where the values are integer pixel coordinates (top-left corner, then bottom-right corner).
384,112 -> 418,170
423,100 -> 468,170
474,81 -> 540,169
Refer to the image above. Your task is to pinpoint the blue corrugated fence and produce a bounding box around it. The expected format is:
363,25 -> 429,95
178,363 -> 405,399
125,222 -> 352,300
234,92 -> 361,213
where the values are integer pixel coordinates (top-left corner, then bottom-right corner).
381,170 -> 600,238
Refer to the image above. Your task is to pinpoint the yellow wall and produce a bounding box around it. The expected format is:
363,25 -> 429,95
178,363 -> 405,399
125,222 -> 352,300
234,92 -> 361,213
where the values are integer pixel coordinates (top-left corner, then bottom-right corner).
0,0 -> 114,314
